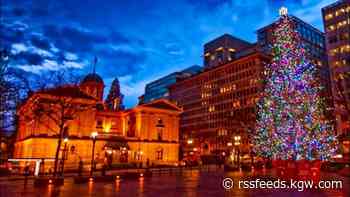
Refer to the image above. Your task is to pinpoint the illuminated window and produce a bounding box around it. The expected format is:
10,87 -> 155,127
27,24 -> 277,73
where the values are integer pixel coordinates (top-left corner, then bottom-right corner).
233,100 -> 240,108
217,50 -> 224,62
327,25 -> 335,32
208,106 -> 215,112
325,13 -> 333,20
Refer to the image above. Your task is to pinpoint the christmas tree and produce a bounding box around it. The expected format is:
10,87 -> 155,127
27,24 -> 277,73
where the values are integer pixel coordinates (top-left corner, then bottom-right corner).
253,8 -> 337,161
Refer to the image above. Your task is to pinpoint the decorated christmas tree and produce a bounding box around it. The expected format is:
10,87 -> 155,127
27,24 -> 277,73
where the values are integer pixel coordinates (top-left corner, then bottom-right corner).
253,8 -> 337,161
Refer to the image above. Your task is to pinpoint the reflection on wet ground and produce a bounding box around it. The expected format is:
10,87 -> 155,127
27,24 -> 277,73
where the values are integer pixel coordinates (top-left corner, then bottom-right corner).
0,169 -> 348,197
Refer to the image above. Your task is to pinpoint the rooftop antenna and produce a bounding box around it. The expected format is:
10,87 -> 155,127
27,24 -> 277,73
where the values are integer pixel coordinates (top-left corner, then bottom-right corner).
92,56 -> 98,74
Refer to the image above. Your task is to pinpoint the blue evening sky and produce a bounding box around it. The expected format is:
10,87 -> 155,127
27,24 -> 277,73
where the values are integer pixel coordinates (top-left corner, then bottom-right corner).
0,0 -> 335,107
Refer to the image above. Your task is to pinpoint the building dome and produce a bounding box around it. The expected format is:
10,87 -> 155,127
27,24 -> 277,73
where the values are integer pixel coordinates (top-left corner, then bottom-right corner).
81,73 -> 104,84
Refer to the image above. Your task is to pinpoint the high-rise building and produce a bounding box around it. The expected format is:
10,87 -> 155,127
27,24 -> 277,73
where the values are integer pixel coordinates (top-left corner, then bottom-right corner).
143,65 -> 202,103
322,0 -> 350,135
170,48 -> 269,156
257,15 -> 334,121
203,34 -> 253,69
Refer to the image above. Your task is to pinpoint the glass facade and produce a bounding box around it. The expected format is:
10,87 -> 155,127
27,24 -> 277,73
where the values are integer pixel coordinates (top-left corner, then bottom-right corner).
257,16 -> 326,64
143,66 -> 202,103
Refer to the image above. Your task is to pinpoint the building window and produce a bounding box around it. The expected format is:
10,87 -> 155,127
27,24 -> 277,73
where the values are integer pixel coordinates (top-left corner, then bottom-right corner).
96,119 -> 103,128
217,50 -> 224,62
204,54 -> 210,65
156,119 -> 164,141
134,150 -> 142,161
156,147 -> 163,160
157,130 -> 162,141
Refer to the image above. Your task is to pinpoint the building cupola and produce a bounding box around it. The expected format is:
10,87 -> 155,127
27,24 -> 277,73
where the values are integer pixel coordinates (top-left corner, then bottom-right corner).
80,57 -> 105,101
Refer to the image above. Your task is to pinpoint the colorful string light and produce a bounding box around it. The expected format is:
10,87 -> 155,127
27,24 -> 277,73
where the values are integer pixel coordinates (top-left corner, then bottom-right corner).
253,14 -> 338,161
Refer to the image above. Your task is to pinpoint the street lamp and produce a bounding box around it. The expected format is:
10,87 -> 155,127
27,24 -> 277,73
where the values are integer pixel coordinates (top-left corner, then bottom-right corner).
61,137 -> 69,175
234,136 -> 241,146
187,139 -> 193,145
234,135 -> 241,165
90,131 -> 98,176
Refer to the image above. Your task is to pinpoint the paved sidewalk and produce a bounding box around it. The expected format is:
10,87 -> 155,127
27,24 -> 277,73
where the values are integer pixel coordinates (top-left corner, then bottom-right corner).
0,165 -> 221,182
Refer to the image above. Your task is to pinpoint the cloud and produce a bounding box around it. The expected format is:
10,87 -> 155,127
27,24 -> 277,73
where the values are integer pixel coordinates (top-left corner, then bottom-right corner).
94,48 -> 146,78
30,34 -> 51,50
15,52 -> 44,65
18,60 -> 57,74
42,25 -> 107,53
0,22 -> 26,47
64,52 -> 78,61
62,60 -> 85,69
17,59 -> 86,74
2,0 -> 331,108
31,47 -> 54,58
11,43 -> 28,54
118,75 -> 149,107
293,0 -> 334,26
11,7 -> 26,17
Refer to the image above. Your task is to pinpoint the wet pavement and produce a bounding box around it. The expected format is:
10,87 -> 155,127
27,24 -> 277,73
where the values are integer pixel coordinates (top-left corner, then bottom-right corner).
0,169 -> 348,197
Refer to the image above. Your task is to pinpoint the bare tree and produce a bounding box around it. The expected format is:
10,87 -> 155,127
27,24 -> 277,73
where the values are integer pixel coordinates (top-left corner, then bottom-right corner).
25,87 -> 95,176
1,48 -> 92,174
0,49 -> 19,134
1,48 -> 83,134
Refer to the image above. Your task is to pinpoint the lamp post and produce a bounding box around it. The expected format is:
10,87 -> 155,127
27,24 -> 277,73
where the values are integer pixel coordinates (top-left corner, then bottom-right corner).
61,137 -> 68,175
90,132 -> 98,177
234,135 -> 241,165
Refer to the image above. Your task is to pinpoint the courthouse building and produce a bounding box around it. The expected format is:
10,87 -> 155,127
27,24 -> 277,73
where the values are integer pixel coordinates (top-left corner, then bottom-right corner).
13,72 -> 182,171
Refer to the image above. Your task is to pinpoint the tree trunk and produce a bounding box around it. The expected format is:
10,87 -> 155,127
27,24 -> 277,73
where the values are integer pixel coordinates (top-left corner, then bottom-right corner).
53,126 -> 64,176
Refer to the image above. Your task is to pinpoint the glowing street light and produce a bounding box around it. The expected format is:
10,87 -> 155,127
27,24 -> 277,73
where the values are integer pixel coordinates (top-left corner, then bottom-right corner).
90,131 -> 98,176
234,136 -> 241,146
91,131 -> 98,139
187,139 -> 193,145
